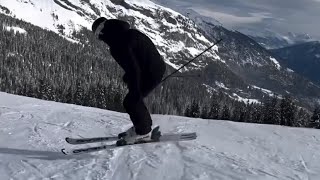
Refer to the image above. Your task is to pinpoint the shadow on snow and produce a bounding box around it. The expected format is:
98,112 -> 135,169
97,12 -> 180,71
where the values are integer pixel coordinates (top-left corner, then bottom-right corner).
0,147 -> 94,160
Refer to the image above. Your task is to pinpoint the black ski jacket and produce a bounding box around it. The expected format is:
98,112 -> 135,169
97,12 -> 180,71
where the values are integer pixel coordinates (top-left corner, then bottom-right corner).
98,19 -> 166,95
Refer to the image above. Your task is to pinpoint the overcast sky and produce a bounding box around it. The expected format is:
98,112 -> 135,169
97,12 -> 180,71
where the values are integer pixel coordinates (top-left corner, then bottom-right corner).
157,0 -> 320,39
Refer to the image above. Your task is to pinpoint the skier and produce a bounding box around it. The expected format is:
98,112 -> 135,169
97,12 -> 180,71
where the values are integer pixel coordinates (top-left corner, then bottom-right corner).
91,17 -> 166,145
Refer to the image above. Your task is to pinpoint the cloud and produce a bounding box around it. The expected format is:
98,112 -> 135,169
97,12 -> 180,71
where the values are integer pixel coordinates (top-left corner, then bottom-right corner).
152,0 -> 320,38
184,0 -> 320,38
192,8 -> 273,26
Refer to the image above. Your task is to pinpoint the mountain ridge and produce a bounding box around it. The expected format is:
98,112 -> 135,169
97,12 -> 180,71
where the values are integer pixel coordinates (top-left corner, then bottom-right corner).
271,41 -> 320,86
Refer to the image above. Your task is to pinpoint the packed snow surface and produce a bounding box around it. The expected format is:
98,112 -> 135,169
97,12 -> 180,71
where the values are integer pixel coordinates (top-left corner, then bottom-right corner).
1,92 -> 320,180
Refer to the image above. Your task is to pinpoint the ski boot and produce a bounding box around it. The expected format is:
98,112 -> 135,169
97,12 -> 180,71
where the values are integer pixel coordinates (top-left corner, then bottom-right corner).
117,126 -> 161,146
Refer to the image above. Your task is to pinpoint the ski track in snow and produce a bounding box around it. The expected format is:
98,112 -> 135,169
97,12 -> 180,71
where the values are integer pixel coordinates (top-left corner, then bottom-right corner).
1,92 -> 320,180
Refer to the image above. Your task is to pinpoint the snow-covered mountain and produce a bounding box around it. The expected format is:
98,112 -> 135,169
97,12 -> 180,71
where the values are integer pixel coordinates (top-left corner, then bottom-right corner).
1,91 -> 320,180
169,11 -> 320,107
271,41 -> 320,85
147,0 -> 320,107
0,0 -> 220,71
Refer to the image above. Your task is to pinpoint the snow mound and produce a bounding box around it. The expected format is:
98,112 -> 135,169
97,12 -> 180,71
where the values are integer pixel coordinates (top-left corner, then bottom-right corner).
4,25 -> 27,34
1,91 -> 320,180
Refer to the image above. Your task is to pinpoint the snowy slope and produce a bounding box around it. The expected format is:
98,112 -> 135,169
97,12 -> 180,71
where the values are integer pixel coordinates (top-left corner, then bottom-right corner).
1,92 -> 320,180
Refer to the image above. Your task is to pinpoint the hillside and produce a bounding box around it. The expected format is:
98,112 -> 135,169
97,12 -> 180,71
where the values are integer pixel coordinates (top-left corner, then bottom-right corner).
271,41 -> 320,86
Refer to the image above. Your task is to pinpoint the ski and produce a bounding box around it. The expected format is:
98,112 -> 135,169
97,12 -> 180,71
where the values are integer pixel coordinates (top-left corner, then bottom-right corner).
65,136 -> 119,145
66,126 -> 190,145
61,132 -> 197,155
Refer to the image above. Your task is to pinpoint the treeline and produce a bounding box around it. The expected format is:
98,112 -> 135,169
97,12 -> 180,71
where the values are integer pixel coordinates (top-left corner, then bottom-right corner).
185,94 -> 320,129
0,14 -> 127,111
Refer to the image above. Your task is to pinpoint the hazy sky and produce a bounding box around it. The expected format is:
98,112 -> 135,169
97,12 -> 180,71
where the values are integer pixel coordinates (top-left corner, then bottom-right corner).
157,0 -> 320,39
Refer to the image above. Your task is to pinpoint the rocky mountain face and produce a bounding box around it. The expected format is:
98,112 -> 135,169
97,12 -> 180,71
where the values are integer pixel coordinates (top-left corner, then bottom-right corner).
271,41 -> 320,86
1,0 -> 319,109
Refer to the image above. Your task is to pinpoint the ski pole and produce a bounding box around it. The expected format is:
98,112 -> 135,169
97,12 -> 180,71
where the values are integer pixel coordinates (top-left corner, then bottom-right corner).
170,74 -> 201,78
160,38 -> 223,83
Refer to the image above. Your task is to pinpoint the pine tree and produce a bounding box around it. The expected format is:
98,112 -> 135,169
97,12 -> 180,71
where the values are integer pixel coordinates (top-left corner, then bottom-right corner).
221,105 -> 230,120
244,103 -> 254,123
239,105 -> 246,122
231,102 -> 245,122
112,90 -> 124,112
190,100 -> 200,118
296,108 -> 310,127
272,98 -> 281,125
200,105 -> 209,119
86,85 -> 97,107
208,99 -> 220,119
263,97 -> 280,125
310,106 -> 320,128
280,95 -> 296,126
74,81 -> 85,105
96,83 -> 107,109
38,79 -> 48,100
184,104 -> 191,117
251,104 -> 263,123
231,103 -> 241,121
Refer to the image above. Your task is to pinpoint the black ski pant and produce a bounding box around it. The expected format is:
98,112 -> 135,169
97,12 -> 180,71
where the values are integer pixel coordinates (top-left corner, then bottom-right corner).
123,72 -> 164,135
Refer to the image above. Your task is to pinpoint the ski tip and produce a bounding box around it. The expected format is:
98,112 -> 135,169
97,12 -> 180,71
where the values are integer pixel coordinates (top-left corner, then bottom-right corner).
153,126 -> 160,132
193,132 -> 197,137
61,148 -> 68,155
65,137 -> 71,143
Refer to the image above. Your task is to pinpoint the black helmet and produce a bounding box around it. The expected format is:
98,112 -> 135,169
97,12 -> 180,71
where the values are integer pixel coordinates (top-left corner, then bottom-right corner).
91,17 -> 130,46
